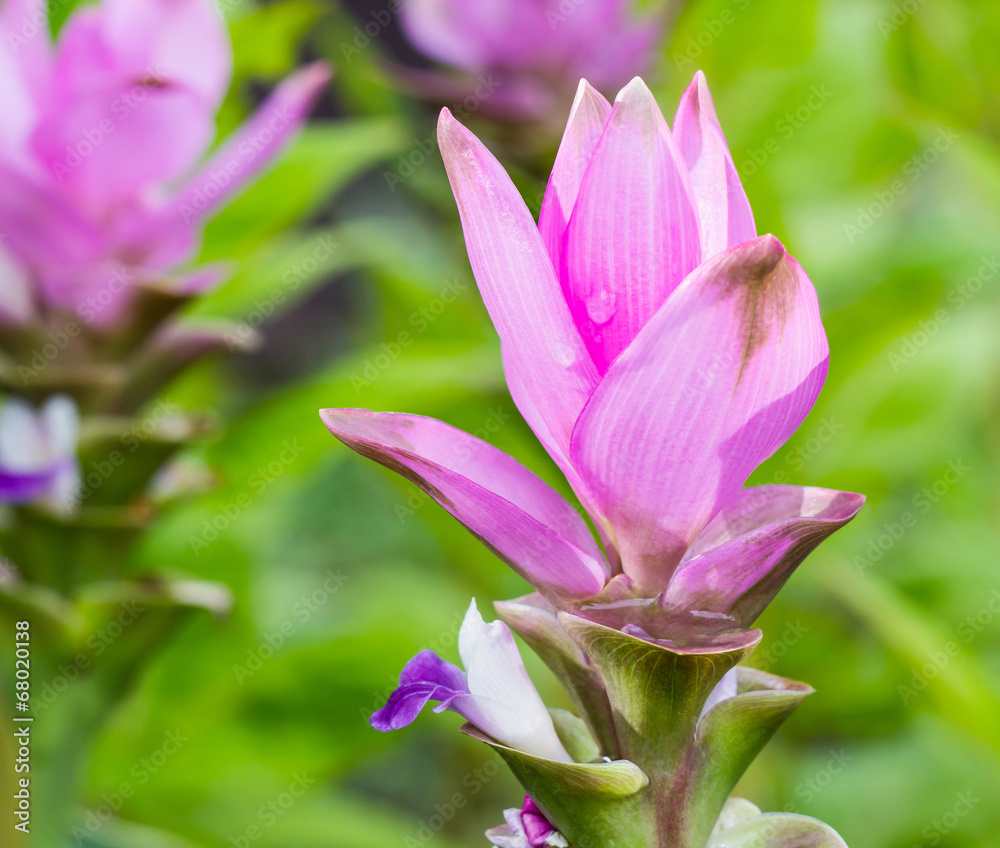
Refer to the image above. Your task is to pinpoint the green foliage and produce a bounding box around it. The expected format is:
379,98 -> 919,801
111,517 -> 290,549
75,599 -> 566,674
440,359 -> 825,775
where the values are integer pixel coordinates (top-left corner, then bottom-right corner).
13,0 -> 1000,845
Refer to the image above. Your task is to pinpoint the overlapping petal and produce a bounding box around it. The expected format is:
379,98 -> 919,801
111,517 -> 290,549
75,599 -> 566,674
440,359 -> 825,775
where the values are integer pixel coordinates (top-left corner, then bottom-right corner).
320,409 -> 608,601
372,601 -> 571,762
661,486 -> 865,625
438,110 -> 600,465
563,77 -> 701,372
570,235 -> 829,594
673,71 -> 756,258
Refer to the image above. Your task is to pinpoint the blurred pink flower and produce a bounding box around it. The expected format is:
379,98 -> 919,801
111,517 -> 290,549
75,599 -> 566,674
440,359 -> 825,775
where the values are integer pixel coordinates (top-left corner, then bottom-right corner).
0,0 -> 329,326
397,0 -> 662,121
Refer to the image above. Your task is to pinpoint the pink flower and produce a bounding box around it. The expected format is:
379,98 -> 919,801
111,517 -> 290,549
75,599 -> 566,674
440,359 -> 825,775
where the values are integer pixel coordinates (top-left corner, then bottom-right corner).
322,73 -> 863,621
0,0 -> 329,326
397,0 -> 661,122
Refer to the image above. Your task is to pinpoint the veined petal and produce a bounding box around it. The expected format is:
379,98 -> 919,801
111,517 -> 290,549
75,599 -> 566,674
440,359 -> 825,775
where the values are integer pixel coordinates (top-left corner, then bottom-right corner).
321,409 -> 608,601
563,77 -> 701,373
438,110 -> 600,462
538,80 -> 612,271
661,486 -> 864,625
570,236 -> 829,595
673,71 -> 756,258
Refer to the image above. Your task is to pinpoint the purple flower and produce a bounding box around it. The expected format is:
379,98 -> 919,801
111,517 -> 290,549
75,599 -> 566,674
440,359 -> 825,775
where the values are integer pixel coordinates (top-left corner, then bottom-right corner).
0,0 -> 329,326
397,0 -> 661,122
322,73 -> 863,622
0,395 -> 79,512
372,600 -> 570,761
487,796 -> 567,848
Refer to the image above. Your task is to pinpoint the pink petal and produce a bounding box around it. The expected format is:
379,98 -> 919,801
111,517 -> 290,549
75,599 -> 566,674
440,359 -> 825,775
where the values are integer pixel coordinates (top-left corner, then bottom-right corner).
673,71 -> 756,259
0,164 -> 105,271
438,109 -> 600,469
569,235 -> 829,595
48,7 -> 119,96
662,486 -> 865,625
400,0 -> 495,69
538,80 -> 611,273
30,79 -> 214,214
0,0 -> 50,166
563,77 -> 702,373
102,0 -> 232,107
321,409 -> 608,601
167,62 -> 331,229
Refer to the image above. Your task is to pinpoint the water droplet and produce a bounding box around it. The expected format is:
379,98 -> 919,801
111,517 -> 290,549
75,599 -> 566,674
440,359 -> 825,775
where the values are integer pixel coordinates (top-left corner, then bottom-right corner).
552,343 -> 576,367
585,288 -> 617,325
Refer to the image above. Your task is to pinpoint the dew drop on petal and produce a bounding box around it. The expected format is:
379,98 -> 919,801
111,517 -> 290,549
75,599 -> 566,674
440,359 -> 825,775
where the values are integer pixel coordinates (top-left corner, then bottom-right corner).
585,288 -> 617,325
552,343 -> 576,367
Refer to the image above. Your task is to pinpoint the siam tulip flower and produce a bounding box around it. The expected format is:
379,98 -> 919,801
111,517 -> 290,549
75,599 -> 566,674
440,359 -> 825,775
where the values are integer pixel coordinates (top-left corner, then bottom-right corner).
0,395 -> 78,511
0,0 -> 330,327
487,796 -> 568,848
371,600 -> 571,762
321,72 -> 863,624
396,0 -> 662,124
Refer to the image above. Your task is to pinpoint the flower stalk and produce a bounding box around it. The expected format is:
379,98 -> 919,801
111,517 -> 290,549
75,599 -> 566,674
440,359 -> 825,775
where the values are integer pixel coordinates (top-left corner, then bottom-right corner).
323,71 -> 862,848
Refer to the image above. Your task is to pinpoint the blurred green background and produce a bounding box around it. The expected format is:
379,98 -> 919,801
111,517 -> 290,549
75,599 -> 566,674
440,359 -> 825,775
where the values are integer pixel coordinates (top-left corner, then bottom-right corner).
41,0 -> 1000,846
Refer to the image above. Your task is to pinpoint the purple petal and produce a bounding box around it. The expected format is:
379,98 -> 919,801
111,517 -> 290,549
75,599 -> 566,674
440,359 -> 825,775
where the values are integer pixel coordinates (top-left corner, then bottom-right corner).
562,77 -> 702,373
370,649 -> 467,732
321,410 -> 607,601
538,80 -> 612,271
521,796 -> 557,847
673,71 -> 756,258
0,468 -> 55,503
570,236 -> 829,595
661,486 -> 865,625
437,110 -> 600,478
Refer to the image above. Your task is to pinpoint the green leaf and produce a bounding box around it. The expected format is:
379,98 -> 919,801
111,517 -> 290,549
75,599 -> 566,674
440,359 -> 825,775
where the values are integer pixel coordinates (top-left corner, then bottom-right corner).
707,812 -> 848,848
693,669 -> 814,841
712,797 -> 764,837
462,724 -> 654,848
548,708 -> 601,764
558,611 -> 760,771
